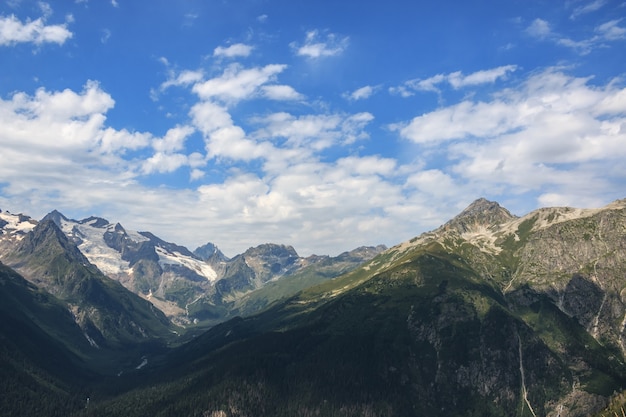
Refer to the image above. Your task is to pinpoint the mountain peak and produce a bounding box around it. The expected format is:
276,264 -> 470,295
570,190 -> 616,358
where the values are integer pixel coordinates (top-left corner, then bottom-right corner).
18,219 -> 88,264
41,210 -> 68,228
194,242 -> 229,262
443,198 -> 517,233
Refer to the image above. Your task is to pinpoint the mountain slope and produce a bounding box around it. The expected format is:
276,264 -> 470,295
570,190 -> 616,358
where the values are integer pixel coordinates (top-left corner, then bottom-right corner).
1,219 -> 177,357
0,262 -> 92,416
74,198 -> 626,417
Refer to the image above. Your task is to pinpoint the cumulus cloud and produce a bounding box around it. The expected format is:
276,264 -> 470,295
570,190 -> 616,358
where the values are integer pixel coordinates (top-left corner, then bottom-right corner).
213,43 -> 253,58
0,82 -> 153,214
291,29 -> 349,58
0,11 -> 72,46
141,152 -> 188,174
0,81 -> 158,161
396,68 -> 626,210
151,125 -> 195,153
192,63 -> 287,103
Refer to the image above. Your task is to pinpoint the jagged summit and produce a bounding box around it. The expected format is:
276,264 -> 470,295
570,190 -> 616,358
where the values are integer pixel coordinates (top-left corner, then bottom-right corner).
15,219 -> 89,265
41,209 -> 69,228
194,242 -> 229,262
443,197 -> 517,234
79,216 -> 111,228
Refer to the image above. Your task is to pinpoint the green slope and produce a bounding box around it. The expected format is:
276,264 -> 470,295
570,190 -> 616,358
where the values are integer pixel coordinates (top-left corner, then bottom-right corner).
0,263 -> 92,416
75,243 -> 625,417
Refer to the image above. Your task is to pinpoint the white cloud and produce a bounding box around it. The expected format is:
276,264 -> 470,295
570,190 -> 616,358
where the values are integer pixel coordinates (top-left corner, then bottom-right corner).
526,17 -> 626,54
38,2 -> 53,18
404,169 -> 460,198
344,85 -> 376,101
396,100 -> 519,144
261,84 -> 304,101
159,69 -> 204,91
253,111 -> 373,150
206,125 -> 272,161
596,19 -> 626,41
395,68 -> 626,211
0,12 -> 72,46
391,65 -> 517,97
0,82 -> 158,215
448,66 -> 518,88
190,168 -> 205,181
141,152 -> 188,174
526,18 -> 551,39
10,80 -> 114,121
407,74 -> 446,94
291,29 -> 349,58
570,0 -> 606,19
192,63 -> 287,103
190,100 -> 234,135
213,43 -> 253,58
99,128 -> 151,154
336,155 -> 396,177
151,125 -> 195,153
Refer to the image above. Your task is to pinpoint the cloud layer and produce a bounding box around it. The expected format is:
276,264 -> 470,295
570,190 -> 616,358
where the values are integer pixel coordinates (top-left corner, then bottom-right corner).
1,2 -> 625,257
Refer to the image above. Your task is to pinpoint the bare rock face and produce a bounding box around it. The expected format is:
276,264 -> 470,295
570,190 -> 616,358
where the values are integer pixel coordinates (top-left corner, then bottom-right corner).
443,198 -> 517,234
405,198 -> 626,357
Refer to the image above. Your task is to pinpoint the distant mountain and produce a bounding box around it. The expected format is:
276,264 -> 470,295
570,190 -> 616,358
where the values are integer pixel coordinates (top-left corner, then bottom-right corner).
194,241 -> 229,263
1,209 -> 385,327
69,198 -> 626,417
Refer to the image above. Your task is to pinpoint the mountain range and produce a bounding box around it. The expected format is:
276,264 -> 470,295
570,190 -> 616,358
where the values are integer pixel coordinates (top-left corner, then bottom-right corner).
1,209 -> 385,327
2,198 -> 626,416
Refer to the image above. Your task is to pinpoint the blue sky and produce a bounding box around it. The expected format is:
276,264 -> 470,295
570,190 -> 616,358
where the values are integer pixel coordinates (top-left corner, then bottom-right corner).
1,0 -> 625,257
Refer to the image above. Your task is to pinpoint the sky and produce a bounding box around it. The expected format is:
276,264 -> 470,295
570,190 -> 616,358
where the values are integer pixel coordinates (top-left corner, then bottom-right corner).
0,0 -> 625,257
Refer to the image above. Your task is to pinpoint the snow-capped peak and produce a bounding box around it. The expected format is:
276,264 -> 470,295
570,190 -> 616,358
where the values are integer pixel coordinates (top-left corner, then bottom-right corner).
58,217 -> 134,276
0,210 -> 37,238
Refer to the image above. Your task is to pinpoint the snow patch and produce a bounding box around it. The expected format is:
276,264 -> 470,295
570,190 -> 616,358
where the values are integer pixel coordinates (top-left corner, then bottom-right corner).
0,211 -> 36,235
155,246 -> 217,282
60,219 -> 131,275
